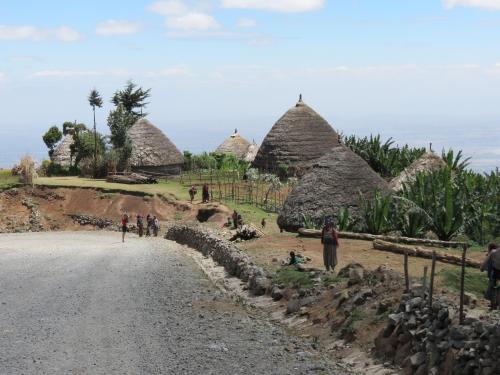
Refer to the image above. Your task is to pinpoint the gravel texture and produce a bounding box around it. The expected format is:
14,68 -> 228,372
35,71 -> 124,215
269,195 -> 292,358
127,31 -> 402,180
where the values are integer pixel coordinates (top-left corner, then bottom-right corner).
0,232 -> 346,375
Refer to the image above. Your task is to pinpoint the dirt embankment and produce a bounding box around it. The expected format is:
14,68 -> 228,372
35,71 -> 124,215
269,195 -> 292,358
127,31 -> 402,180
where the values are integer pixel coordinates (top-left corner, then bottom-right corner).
0,186 -> 231,233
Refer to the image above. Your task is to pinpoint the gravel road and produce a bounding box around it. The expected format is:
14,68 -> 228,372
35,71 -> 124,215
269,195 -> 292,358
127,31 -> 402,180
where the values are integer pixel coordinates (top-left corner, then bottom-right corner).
0,232 -> 346,375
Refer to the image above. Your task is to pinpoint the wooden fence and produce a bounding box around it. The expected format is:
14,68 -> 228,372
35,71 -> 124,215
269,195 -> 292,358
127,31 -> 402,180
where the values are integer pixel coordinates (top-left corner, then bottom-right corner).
179,170 -> 292,213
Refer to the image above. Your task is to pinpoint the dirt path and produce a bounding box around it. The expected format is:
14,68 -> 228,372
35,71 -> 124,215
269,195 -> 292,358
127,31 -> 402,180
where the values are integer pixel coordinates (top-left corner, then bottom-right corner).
0,232 -> 347,375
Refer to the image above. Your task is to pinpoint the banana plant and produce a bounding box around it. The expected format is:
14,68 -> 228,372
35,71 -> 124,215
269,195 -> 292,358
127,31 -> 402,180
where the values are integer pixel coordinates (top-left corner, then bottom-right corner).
359,190 -> 393,234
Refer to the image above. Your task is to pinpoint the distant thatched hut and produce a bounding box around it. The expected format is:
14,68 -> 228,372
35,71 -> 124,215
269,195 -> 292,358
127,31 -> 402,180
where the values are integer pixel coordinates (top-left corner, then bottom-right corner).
252,96 -> 340,176
389,152 -> 446,191
277,144 -> 391,232
51,135 -> 73,166
128,118 -> 184,176
215,129 -> 257,162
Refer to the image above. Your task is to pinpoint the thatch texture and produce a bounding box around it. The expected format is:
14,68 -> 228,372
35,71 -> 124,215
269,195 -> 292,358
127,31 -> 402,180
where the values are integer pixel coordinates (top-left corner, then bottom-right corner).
389,152 -> 446,191
128,118 -> 184,175
243,142 -> 258,163
215,130 -> 252,160
277,144 -> 391,232
252,97 -> 340,176
51,135 -> 73,166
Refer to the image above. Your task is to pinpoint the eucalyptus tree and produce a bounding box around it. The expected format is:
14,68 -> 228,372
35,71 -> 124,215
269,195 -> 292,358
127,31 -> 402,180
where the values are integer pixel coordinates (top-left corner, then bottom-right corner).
88,89 -> 103,178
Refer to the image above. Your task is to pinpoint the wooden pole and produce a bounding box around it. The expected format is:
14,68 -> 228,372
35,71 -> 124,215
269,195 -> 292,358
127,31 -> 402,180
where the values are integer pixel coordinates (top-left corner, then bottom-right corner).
404,250 -> 410,292
459,244 -> 468,325
429,251 -> 436,309
423,265 -> 428,289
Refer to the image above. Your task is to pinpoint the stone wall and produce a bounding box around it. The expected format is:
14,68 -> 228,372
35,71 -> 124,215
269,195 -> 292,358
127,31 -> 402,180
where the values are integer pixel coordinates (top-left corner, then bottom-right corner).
165,223 -> 271,296
375,287 -> 500,375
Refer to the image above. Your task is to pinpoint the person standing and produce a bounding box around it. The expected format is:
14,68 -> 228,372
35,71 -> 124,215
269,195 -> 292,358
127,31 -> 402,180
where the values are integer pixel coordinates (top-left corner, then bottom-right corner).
202,184 -> 210,203
481,242 -> 500,310
121,213 -> 129,243
321,217 -> 339,272
153,216 -> 160,237
232,210 -> 238,229
145,214 -> 152,237
189,185 -> 197,203
136,215 -> 144,238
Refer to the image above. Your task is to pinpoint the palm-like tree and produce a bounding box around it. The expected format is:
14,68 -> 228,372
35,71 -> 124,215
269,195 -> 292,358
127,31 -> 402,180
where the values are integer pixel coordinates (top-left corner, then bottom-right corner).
88,89 -> 103,178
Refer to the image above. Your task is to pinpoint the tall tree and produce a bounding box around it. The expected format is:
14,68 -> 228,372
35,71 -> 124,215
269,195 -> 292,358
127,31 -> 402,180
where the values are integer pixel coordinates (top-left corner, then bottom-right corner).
42,126 -> 63,157
88,89 -> 103,178
111,80 -> 151,119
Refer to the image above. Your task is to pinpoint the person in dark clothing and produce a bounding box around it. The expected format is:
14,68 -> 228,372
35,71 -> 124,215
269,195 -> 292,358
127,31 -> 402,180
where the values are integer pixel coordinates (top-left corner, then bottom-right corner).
153,216 -> 159,237
145,214 -> 152,237
261,218 -> 266,229
137,215 -> 144,237
289,251 -> 298,266
232,210 -> 238,229
202,184 -> 210,203
189,185 -> 197,203
481,242 -> 500,309
321,216 -> 339,272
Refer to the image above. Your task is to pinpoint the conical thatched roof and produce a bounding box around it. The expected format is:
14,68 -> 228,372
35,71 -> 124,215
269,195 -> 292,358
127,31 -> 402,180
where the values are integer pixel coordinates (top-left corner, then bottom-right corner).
243,141 -> 259,163
253,96 -> 340,176
389,152 -> 446,191
51,135 -> 73,166
277,144 -> 391,232
215,129 -> 253,160
128,118 -> 184,167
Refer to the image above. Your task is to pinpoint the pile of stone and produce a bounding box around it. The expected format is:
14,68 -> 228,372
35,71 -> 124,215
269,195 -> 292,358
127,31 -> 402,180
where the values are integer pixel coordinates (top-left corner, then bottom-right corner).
22,198 -> 43,232
106,173 -> 158,185
375,287 -> 500,375
229,225 -> 260,242
69,214 -> 114,229
165,223 -> 271,295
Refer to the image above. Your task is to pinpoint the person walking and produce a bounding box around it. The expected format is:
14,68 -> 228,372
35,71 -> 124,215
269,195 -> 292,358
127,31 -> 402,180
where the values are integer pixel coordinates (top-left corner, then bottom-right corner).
321,217 -> 339,272
136,215 -> 144,238
189,185 -> 197,203
481,242 -> 500,310
121,213 -> 129,243
145,214 -> 152,237
153,216 -> 160,237
232,210 -> 238,229
202,183 -> 210,203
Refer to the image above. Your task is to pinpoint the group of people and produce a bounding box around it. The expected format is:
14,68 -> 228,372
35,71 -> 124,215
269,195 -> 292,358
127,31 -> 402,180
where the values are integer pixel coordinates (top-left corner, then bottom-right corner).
188,184 -> 210,204
120,213 -> 160,243
481,242 -> 500,310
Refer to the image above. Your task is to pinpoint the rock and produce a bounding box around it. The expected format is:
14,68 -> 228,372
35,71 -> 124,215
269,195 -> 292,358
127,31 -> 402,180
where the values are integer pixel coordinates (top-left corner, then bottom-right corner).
271,287 -> 284,301
463,292 -> 477,307
388,313 -> 404,326
410,352 -> 426,367
352,288 -> 373,306
286,299 -> 300,315
348,267 -> 364,285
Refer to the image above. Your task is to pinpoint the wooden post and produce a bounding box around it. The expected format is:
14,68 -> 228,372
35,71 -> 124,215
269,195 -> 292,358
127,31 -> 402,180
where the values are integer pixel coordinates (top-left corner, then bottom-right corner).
404,250 -> 410,292
429,251 -> 436,309
423,265 -> 428,289
459,244 -> 468,325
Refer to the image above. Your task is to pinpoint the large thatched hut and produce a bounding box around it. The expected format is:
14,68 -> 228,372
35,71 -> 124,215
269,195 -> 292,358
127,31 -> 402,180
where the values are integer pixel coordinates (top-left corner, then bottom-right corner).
252,96 -> 340,176
128,118 -> 184,176
277,144 -> 391,232
389,152 -> 446,191
51,135 -> 73,166
215,129 -> 257,162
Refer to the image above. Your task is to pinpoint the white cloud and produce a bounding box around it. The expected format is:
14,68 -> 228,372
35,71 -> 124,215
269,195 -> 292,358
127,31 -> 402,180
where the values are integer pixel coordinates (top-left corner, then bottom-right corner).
30,70 -> 100,78
96,20 -> 141,36
0,25 -> 81,42
443,0 -> 500,9
166,12 -> 220,31
237,18 -> 257,28
147,65 -> 192,77
221,0 -> 324,12
147,0 -> 189,15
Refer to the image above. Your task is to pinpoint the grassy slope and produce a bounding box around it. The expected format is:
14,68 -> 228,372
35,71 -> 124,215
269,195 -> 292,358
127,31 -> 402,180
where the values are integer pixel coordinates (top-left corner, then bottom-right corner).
0,170 -> 20,189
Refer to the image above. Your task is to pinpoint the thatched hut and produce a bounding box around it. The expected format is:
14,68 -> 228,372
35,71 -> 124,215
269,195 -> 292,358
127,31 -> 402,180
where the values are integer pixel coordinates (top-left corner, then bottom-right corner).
252,96 -> 340,176
277,144 -> 391,232
389,152 -> 446,191
51,135 -> 73,166
243,141 -> 258,163
215,129 -> 257,161
128,118 -> 184,176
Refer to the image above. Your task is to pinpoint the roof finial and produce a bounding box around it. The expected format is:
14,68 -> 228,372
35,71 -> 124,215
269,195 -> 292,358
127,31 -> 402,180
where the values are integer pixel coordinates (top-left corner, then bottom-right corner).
234,128 -> 238,134
429,142 -> 433,152
299,93 -> 302,102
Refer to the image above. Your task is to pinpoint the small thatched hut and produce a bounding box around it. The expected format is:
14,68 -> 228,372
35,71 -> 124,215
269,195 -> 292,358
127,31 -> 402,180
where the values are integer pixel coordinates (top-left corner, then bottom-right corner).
215,129 -> 257,161
128,118 -> 184,176
243,141 -> 258,163
252,96 -> 340,176
277,144 -> 391,232
51,135 -> 73,166
389,152 -> 446,191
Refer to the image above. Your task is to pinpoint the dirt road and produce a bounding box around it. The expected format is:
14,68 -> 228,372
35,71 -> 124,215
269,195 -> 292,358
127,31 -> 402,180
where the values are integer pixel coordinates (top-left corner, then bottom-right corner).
0,232 -> 345,374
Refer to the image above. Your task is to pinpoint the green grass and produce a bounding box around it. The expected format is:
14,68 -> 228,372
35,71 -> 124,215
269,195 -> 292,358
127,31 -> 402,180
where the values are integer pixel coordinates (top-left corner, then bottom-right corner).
340,308 -> 366,338
322,274 -> 347,287
438,267 -> 489,298
0,170 -> 20,189
275,266 -> 313,289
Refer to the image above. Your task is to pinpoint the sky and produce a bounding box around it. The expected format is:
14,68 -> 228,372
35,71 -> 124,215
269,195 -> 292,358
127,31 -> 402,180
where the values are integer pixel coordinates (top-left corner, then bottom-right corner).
0,0 -> 499,171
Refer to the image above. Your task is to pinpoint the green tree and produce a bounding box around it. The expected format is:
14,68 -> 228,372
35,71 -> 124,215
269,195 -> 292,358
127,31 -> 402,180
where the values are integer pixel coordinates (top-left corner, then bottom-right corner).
88,89 -> 103,178
42,126 -> 62,157
73,130 -> 105,168
107,104 -> 135,169
111,80 -> 151,118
